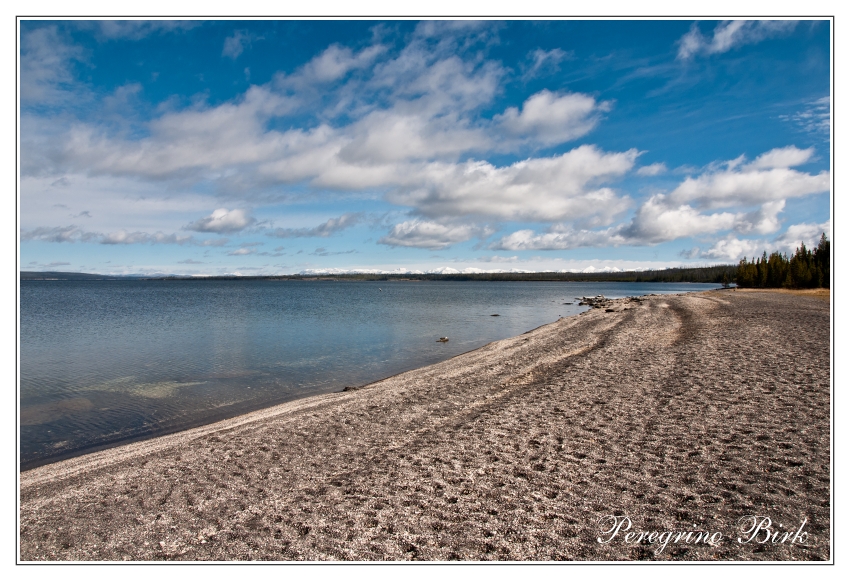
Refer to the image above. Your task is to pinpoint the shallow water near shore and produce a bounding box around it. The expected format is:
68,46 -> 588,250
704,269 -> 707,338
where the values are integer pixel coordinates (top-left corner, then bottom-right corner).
20,280 -> 717,468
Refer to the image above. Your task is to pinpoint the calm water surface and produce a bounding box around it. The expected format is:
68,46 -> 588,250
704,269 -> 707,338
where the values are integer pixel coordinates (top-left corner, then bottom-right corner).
20,280 -> 717,468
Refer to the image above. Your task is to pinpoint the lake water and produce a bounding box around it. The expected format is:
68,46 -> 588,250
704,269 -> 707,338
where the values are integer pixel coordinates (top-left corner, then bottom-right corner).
19,280 -> 717,468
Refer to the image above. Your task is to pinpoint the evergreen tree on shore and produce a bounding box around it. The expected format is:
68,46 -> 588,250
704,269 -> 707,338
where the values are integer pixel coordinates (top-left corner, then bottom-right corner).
735,233 -> 830,289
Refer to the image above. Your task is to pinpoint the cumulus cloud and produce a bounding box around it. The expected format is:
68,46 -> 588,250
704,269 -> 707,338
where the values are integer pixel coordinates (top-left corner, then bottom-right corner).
47,36 -> 606,191
493,150 -> 815,250
268,213 -> 363,238
733,200 -> 785,235
612,146 -> 826,248
184,209 -> 256,234
697,219 -> 830,261
774,219 -> 832,250
391,145 -> 638,223
636,162 -> 668,176
697,237 -> 768,261
677,20 -> 798,60
745,145 -> 814,170
496,90 -> 610,146
669,146 -> 829,209
20,24 -> 830,268
621,195 -> 738,244
490,227 -> 621,251
378,220 -> 493,250
335,110 -> 489,165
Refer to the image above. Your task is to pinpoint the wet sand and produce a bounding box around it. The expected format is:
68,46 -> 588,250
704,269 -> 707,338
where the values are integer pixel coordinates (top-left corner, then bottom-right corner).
19,290 -> 831,561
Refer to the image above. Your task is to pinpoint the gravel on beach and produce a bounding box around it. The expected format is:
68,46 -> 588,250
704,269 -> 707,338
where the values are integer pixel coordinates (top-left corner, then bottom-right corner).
19,290 -> 831,561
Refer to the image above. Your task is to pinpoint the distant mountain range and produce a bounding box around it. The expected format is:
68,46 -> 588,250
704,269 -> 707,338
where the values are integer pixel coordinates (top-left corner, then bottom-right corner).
20,266 -> 636,279
297,266 -> 627,276
21,264 -> 735,284
21,267 -> 627,279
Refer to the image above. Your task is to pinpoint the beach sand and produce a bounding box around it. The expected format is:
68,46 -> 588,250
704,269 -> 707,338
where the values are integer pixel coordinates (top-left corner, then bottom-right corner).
19,290 -> 831,561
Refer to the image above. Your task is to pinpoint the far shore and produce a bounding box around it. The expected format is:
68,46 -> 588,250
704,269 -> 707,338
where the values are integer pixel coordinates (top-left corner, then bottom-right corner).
20,289 -> 831,561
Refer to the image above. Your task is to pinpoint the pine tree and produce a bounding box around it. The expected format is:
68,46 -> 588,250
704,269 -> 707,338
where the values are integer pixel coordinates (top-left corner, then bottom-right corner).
814,233 -> 830,289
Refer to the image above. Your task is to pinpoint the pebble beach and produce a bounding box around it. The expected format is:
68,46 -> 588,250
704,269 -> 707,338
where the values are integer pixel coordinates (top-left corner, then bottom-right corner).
19,289 -> 831,561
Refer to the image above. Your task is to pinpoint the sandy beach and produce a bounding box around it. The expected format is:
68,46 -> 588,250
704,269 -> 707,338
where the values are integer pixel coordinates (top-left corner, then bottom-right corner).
19,289 -> 831,561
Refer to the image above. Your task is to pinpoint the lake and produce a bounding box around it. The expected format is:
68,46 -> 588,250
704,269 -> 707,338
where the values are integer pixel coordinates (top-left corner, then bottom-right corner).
19,280 -> 718,468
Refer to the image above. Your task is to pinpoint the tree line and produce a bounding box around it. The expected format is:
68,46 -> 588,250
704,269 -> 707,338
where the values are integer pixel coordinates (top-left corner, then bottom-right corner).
257,265 -> 738,283
735,233 -> 830,289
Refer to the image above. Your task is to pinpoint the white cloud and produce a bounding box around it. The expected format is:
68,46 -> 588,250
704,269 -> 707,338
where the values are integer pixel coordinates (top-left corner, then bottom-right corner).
523,48 -> 571,80
781,97 -> 830,136
677,20 -> 798,60
20,173 -> 225,236
496,90 -> 609,146
101,231 -> 194,245
745,146 -> 814,170
489,228 -> 621,251
20,26 -> 85,106
19,25 -> 831,271
636,162 -> 668,176
222,31 -> 250,60
695,219 -> 830,261
297,44 -> 386,83
391,145 -> 638,223
697,238 -> 767,261
670,147 -> 829,209
623,194 -> 790,246
184,209 -> 256,234
27,30 -> 619,228
492,195 -> 795,251
21,225 -> 199,246
378,220 -> 492,250
227,248 -> 256,256
335,109 -> 489,164
94,21 -> 199,40
774,219 -> 832,251
21,225 -> 95,243
269,213 -> 363,238
733,200 -> 785,235
201,238 -> 230,247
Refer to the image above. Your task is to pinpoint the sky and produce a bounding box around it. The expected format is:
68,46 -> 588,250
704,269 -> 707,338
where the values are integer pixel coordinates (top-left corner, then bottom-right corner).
18,18 -> 832,275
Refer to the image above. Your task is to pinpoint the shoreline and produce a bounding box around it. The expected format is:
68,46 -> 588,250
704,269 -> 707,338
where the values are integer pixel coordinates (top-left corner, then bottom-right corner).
20,290 -> 830,561
20,299 -> 588,473
20,301 -> 587,482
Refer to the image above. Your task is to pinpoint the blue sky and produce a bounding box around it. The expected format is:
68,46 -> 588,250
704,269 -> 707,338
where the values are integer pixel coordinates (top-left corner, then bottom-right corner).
18,19 -> 831,275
